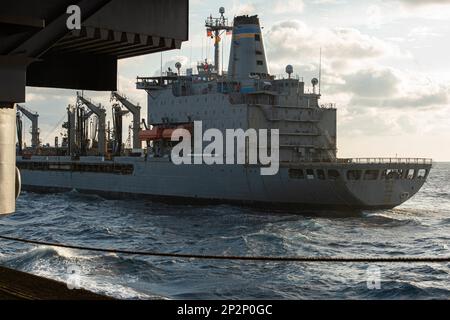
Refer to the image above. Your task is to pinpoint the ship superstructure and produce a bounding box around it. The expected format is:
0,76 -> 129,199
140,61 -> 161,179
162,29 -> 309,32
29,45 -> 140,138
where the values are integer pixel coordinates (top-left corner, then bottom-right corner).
137,13 -> 336,164
16,9 -> 432,210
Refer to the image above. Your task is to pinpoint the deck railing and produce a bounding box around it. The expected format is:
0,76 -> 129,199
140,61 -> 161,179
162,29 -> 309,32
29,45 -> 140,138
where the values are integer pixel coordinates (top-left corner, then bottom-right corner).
337,158 -> 433,165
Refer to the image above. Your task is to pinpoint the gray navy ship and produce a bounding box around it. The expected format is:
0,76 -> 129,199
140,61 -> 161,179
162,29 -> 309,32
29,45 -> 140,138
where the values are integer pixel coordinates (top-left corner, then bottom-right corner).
17,9 -> 432,210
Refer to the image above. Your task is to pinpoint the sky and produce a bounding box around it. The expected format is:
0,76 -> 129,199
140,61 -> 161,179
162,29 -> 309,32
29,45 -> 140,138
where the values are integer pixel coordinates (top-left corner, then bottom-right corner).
24,0 -> 450,161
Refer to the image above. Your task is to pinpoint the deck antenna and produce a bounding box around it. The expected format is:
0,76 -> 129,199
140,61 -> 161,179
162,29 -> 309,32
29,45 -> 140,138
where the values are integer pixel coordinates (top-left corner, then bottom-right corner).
221,32 -> 224,75
319,48 -> 322,95
189,39 -> 193,69
201,37 -> 204,61
160,52 -> 163,83
206,34 -> 209,63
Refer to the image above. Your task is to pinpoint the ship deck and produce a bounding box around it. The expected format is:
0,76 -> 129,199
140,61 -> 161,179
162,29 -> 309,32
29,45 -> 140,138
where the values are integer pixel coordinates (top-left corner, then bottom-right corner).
0,266 -> 112,300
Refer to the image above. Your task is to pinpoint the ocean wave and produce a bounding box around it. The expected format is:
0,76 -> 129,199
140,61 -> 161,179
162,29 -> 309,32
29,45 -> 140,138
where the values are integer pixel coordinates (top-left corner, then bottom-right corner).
2,166 -> 450,300
439,218 -> 450,225
0,245 -> 166,299
361,213 -> 423,228
2,246 -> 99,267
62,189 -> 108,202
361,280 -> 450,300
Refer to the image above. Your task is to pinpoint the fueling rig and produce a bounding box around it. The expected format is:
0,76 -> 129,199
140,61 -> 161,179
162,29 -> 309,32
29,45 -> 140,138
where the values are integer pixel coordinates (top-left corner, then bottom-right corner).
20,92 -> 143,159
16,104 -> 40,155
65,92 -> 142,158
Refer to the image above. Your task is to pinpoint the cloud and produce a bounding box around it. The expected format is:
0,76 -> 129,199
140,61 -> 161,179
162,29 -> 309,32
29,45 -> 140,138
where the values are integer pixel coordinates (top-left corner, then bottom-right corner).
328,67 -> 450,110
338,109 -> 407,136
312,0 -> 343,3
340,68 -> 400,97
390,0 -> 450,20
366,5 -> 383,29
407,26 -> 441,38
396,0 -> 450,7
263,18 -> 449,114
351,88 -> 449,109
264,20 -> 407,71
230,2 -> 257,15
273,0 -> 304,14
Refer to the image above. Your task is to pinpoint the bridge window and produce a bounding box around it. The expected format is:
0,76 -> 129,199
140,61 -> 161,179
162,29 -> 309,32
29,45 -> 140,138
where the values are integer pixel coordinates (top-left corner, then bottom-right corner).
347,170 -> 362,180
257,60 -> 264,66
364,170 -> 379,180
328,170 -> 340,180
306,169 -> 315,180
406,169 -> 415,179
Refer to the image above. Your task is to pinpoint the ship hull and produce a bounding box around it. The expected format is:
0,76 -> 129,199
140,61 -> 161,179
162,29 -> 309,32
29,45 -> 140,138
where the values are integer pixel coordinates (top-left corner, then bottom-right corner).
17,157 -> 431,211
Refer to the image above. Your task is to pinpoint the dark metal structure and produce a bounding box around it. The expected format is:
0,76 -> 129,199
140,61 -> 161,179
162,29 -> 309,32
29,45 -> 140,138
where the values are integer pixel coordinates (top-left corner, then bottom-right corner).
0,0 -> 189,214
16,104 -> 40,149
205,7 -> 232,74
110,92 -> 141,150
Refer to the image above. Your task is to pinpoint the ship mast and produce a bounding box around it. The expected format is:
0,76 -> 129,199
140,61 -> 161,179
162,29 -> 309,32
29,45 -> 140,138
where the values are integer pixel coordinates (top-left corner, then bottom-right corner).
205,7 -> 232,74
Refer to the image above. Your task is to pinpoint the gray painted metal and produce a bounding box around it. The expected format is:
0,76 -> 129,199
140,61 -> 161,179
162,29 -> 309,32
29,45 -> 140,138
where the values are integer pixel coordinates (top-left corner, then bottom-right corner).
18,157 -> 431,209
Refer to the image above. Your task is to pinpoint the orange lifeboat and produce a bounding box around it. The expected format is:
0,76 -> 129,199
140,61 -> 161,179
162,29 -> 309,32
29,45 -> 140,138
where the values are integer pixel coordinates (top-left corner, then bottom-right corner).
162,124 -> 193,140
162,129 -> 177,140
139,124 -> 193,141
138,127 -> 163,141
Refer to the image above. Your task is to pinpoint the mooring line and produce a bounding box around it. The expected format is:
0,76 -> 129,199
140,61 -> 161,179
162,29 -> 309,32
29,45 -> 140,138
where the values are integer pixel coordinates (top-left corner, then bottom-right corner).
0,234 -> 449,263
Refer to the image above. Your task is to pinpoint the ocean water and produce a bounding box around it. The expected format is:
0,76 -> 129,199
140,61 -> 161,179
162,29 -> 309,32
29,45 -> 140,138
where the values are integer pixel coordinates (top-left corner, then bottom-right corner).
0,163 -> 449,300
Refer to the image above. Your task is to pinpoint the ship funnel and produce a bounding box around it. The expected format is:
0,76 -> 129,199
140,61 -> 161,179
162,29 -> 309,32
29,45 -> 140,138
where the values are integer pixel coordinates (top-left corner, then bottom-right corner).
227,15 -> 269,80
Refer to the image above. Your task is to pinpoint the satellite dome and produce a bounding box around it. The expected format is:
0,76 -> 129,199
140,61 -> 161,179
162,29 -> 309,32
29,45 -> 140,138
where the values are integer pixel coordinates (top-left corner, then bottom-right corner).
311,78 -> 319,86
219,7 -> 225,14
175,62 -> 182,70
285,65 -> 293,75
